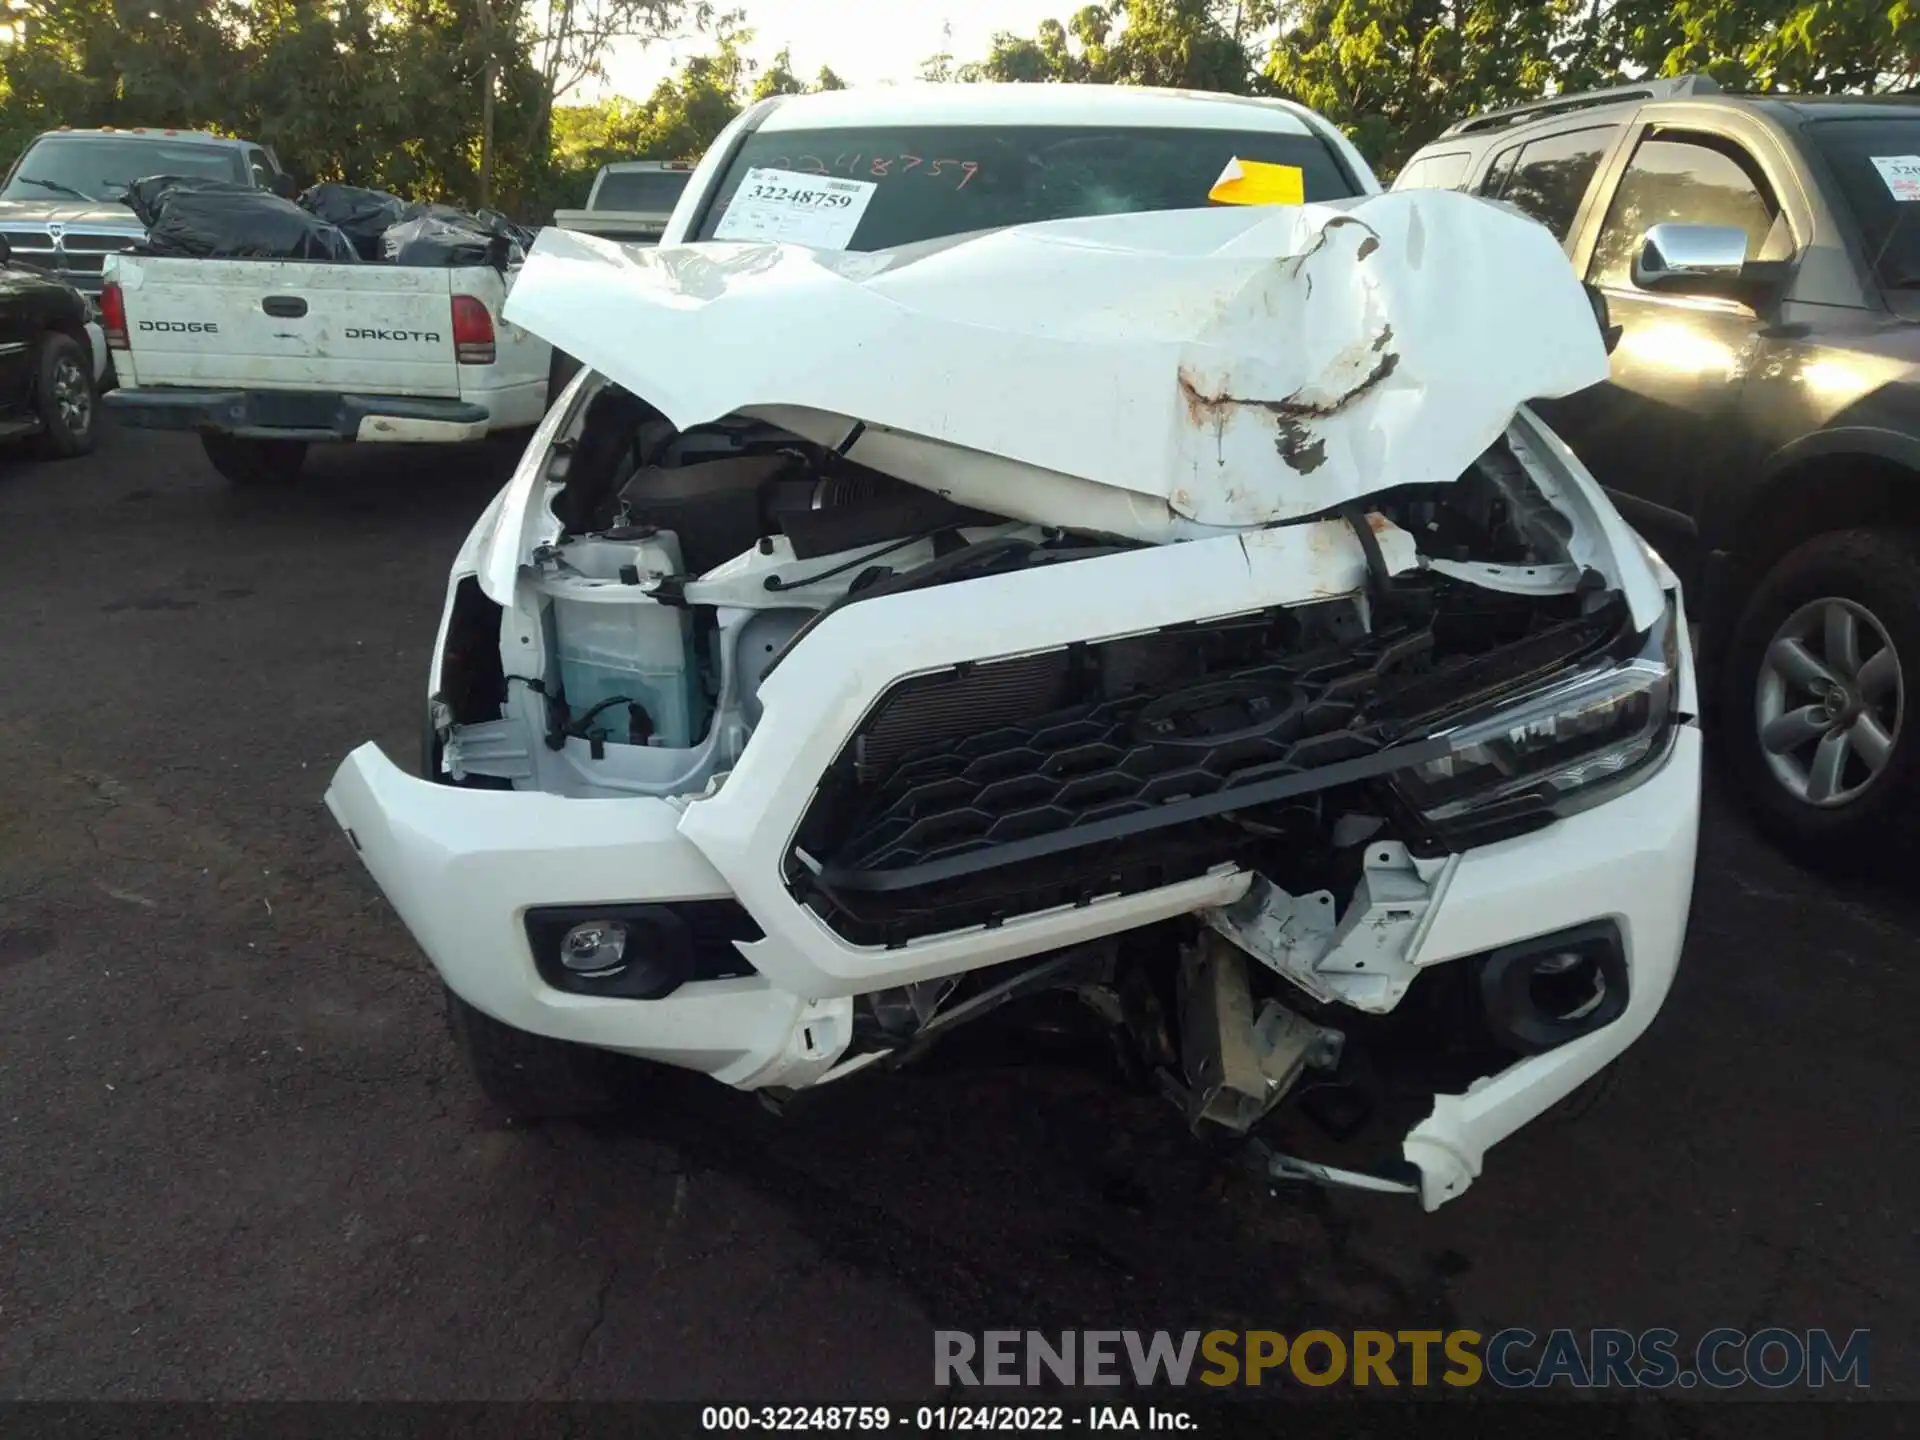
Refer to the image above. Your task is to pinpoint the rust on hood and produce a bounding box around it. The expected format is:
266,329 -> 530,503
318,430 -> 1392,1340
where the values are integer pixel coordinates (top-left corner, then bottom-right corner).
1176,332 -> 1403,476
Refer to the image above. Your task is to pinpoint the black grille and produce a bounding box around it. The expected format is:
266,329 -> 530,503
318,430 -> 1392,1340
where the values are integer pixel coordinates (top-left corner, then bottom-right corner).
790,590 -> 1628,947
791,606 -> 1442,946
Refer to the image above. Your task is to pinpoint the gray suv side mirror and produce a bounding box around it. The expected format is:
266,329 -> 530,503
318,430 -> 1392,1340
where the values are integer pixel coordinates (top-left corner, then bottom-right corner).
1632,223 -> 1750,294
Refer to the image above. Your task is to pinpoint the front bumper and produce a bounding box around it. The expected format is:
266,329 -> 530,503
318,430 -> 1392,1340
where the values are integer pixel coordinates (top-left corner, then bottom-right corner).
324,714 -> 1700,1204
105,386 -> 493,443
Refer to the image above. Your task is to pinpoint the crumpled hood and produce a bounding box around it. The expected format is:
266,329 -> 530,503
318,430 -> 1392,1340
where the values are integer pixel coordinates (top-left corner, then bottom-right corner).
504,189 -> 1608,538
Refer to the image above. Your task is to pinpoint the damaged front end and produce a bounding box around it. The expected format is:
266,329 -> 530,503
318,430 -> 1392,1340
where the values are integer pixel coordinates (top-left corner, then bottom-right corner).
329,189 -> 1699,1209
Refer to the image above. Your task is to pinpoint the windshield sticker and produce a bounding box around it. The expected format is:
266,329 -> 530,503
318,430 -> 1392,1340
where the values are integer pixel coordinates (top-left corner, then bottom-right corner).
1209,157 -> 1305,207
713,168 -> 878,249
1869,155 -> 1920,202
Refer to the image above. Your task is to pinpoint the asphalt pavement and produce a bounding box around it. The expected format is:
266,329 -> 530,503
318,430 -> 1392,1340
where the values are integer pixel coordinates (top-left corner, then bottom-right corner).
0,424 -> 1913,1407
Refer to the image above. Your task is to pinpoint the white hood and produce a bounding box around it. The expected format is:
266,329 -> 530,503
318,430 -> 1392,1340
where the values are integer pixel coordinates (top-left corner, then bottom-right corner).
503,189 -> 1609,541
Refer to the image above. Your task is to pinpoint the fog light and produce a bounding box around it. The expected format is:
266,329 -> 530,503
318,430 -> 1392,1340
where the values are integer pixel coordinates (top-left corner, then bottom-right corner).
560,920 -> 628,976
1528,950 -> 1609,1024
1478,921 -> 1628,1054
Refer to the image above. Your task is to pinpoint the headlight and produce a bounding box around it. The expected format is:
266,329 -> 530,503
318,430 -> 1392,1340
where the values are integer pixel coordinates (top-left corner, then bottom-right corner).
1396,598 -> 1680,822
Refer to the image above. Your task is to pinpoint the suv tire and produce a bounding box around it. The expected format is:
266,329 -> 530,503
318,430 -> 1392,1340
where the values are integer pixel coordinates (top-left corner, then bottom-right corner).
202,434 -> 307,486
1720,529 -> 1919,869
33,331 -> 98,459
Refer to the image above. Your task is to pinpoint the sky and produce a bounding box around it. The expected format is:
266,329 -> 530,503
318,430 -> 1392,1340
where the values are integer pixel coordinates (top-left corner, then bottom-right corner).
595,0 -> 1066,98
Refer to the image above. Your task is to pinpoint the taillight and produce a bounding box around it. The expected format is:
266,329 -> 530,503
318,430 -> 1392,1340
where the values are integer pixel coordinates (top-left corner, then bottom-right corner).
450,295 -> 495,365
99,281 -> 129,349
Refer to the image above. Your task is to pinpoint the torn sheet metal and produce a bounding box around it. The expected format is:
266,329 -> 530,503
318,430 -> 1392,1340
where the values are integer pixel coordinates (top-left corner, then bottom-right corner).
503,190 -> 1609,542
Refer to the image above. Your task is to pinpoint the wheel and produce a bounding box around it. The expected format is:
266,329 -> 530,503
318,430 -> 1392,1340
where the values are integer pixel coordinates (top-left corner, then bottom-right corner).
33,331 -> 97,458
201,433 -> 307,486
444,987 -> 627,1120
1719,529 -> 1918,869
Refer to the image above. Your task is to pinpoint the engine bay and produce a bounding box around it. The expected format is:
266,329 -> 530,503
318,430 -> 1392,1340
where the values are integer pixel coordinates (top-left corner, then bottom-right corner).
435,375 -> 1624,809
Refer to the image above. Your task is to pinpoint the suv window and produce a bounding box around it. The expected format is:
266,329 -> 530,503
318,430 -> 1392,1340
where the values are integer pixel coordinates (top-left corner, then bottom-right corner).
1588,131 -> 1783,291
1479,145 -> 1520,199
1393,151 -> 1470,191
1805,115 -> 1920,292
692,124 -> 1360,250
245,148 -> 274,187
1490,126 -> 1619,240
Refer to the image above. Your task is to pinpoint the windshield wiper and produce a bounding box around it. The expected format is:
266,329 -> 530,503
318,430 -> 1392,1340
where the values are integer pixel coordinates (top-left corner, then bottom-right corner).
14,175 -> 94,201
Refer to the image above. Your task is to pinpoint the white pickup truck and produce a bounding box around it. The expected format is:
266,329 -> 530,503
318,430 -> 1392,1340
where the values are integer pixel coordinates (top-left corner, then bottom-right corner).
98,254 -> 550,484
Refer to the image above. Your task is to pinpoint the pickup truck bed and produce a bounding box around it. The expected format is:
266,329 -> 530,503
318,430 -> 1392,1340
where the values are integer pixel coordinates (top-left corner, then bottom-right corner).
101,253 -> 550,461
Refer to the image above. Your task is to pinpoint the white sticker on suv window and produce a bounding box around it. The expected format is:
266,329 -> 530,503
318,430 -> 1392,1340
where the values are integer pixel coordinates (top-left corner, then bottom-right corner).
712,168 -> 878,248
1869,155 -> 1920,201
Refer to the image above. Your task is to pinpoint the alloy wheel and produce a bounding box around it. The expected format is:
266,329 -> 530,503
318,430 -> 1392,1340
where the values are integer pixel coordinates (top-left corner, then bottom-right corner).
1755,597 -> 1905,808
51,354 -> 91,436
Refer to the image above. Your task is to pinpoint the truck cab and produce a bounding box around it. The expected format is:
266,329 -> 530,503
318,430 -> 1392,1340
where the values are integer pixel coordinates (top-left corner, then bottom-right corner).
552,160 -> 696,245
0,128 -> 291,299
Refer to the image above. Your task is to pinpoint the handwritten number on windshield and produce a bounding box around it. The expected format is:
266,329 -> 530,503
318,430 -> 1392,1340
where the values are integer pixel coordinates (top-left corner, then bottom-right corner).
781,152 -> 979,191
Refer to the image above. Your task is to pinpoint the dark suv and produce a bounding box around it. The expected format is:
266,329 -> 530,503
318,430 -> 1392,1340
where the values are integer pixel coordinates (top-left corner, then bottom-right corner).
1397,75 -> 1920,866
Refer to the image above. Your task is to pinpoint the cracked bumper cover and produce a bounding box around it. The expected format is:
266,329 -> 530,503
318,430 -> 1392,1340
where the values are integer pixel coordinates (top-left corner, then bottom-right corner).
323,516 -> 1699,1206
324,721 -> 1698,1206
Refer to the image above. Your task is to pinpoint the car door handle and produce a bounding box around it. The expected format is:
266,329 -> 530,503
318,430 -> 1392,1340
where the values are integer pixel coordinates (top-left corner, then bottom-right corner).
261,296 -> 307,318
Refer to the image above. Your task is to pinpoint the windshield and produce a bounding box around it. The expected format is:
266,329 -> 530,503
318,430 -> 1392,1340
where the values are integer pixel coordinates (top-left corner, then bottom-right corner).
595,168 -> 692,211
2,135 -> 245,203
692,123 -> 1358,250
1806,115 -> 1920,292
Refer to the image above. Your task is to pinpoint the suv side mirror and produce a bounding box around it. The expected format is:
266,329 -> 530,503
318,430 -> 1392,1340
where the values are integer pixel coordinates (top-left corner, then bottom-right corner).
270,171 -> 299,200
1632,223 -> 1750,294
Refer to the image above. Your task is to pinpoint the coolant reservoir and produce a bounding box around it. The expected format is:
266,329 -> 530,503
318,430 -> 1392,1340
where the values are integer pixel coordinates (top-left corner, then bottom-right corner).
535,531 -> 703,749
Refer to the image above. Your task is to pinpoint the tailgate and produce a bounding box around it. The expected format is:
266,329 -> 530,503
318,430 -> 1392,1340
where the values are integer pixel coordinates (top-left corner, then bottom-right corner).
111,256 -> 462,396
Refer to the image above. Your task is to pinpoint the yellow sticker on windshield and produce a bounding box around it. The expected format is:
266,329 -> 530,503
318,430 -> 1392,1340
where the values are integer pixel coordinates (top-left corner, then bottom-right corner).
1208,157 -> 1305,207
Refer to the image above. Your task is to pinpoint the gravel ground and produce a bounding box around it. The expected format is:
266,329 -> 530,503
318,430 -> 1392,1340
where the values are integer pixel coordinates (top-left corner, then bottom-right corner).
0,425 -> 1912,1406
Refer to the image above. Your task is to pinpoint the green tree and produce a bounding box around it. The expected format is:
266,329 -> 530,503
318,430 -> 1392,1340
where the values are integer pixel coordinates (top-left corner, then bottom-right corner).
963,2 -> 1256,89
540,23 -> 847,214
1260,0 -> 1582,172
1605,0 -> 1919,92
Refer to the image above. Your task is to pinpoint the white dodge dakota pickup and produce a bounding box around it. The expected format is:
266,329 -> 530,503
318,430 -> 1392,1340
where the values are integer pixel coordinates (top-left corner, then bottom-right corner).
98,251 -> 550,484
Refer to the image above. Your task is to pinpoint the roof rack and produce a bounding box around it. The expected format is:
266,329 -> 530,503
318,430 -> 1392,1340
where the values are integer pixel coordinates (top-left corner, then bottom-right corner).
1440,74 -> 1721,138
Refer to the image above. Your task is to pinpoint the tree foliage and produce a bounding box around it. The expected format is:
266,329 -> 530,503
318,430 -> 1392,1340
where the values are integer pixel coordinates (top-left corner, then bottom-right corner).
947,0 -> 1916,173
1261,0 -> 1918,171
960,2 -> 1256,91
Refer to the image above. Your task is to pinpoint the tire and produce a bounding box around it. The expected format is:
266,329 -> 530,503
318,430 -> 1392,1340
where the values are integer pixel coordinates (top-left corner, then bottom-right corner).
32,331 -> 97,459
201,433 -> 308,486
1718,528 -> 1920,870
444,987 -> 627,1120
